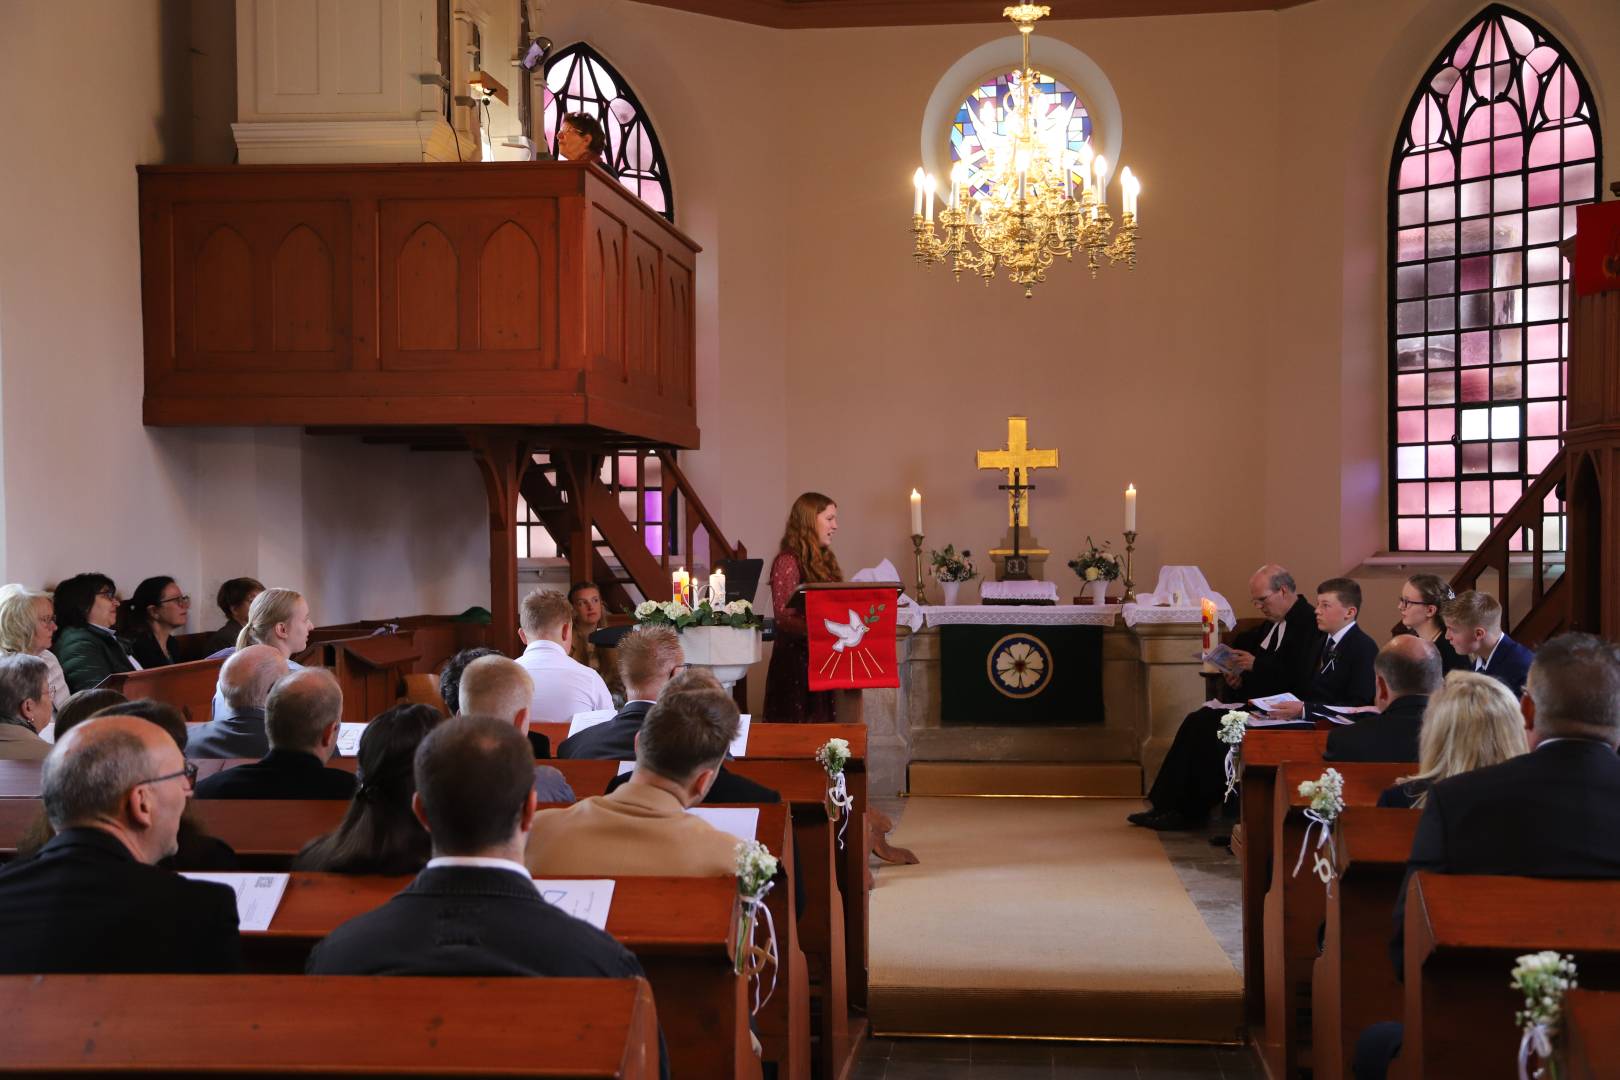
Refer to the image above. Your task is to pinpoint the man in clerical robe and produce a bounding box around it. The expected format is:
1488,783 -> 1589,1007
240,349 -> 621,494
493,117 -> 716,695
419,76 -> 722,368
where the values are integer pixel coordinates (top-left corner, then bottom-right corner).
1128,564 -> 1319,832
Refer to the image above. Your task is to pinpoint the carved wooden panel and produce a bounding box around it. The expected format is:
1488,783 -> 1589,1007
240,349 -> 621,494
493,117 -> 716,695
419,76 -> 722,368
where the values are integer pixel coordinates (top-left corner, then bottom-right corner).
626,232 -> 661,386
378,198 -> 558,370
662,258 -> 695,406
172,200 -> 350,371
586,204 -> 626,378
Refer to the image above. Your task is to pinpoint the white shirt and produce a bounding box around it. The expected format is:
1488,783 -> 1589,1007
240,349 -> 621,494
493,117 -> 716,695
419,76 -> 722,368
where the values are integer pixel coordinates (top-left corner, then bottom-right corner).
1473,635 -> 1502,672
517,639 -> 614,723
425,855 -> 533,881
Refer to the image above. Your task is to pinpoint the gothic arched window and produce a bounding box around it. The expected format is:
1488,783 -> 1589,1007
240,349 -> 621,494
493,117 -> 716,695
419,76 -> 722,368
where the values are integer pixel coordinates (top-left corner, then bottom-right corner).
1389,6 -> 1599,552
543,44 -> 674,223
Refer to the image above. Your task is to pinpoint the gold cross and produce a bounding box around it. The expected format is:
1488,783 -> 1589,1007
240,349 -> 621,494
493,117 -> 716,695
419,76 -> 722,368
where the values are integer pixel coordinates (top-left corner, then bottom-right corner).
976,416 -> 1059,527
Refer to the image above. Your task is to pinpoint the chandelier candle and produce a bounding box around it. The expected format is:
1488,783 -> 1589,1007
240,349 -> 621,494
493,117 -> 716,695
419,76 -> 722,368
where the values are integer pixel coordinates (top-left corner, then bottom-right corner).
910,4 -> 1140,297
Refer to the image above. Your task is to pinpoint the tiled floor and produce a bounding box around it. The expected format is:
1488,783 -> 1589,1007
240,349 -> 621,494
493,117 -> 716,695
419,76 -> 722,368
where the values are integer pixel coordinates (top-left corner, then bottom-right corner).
862,798 -> 1255,1078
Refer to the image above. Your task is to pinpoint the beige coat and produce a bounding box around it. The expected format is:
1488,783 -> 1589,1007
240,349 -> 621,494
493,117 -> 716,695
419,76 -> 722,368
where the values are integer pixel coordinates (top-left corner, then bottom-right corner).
0,723 -> 50,761
524,782 -> 738,878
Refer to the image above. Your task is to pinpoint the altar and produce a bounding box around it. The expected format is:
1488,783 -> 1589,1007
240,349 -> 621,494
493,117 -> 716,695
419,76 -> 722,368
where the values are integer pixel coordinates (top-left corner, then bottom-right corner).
925,604 -> 1114,726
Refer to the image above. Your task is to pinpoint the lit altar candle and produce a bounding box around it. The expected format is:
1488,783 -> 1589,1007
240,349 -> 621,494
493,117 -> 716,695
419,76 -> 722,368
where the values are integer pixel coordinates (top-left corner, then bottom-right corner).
709,568 -> 726,607
1200,597 -> 1217,653
913,168 -> 925,216
910,489 -> 923,536
1125,483 -> 1137,532
673,567 -> 690,605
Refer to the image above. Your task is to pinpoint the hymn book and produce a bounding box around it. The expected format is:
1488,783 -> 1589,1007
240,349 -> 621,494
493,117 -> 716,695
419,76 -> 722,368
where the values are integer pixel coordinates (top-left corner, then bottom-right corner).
181,872 -> 289,932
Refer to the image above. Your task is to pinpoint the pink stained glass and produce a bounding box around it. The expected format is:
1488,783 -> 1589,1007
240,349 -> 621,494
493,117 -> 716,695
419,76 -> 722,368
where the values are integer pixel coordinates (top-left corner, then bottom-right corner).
1526,246 -> 1561,282
1461,331 -> 1489,365
1398,374 -> 1425,406
1429,518 -> 1457,550
1528,129 -> 1563,168
1397,228 -> 1426,262
1398,154 -> 1428,190
1493,137 -> 1525,172
1461,141 -> 1492,179
1428,482 -> 1458,514
1527,169 -> 1562,206
1461,368 -> 1489,402
1493,479 -> 1524,509
1398,192 -> 1426,226
1527,323 -> 1560,361
1453,24 -> 1485,67
1398,519 -> 1428,550
1462,443 -> 1490,473
1412,96 -> 1446,145
1463,101 -> 1523,143
1564,162 -> 1595,201
1462,481 -> 1492,513
1527,285 -> 1559,322
1527,439 -> 1558,474
1398,482 -> 1427,514
1397,446 -> 1427,480
1527,362 -> 1560,397
1493,175 -> 1524,210
1564,121 -> 1596,161
1429,444 -> 1457,477
1398,410 -> 1425,442
1460,255 -> 1490,290
1527,401 -> 1560,436
1495,328 -> 1524,362
1428,372 -> 1457,404
1429,409 -> 1456,442
1492,442 -> 1519,471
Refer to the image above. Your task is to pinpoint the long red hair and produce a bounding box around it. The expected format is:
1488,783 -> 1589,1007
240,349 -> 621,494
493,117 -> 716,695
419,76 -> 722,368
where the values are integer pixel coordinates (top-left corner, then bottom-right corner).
778,492 -> 842,584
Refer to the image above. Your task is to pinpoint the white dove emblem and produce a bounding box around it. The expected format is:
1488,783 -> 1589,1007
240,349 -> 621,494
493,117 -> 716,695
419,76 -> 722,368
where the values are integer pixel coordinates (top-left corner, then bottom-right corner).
823,609 -> 869,652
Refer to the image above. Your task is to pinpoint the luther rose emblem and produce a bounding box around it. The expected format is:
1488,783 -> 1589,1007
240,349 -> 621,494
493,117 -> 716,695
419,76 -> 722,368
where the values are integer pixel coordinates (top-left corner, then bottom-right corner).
987,633 -> 1053,698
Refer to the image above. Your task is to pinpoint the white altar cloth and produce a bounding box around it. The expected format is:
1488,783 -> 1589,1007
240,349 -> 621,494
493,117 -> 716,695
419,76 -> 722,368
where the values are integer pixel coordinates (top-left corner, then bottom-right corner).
978,580 -> 1061,604
919,604 -> 1118,627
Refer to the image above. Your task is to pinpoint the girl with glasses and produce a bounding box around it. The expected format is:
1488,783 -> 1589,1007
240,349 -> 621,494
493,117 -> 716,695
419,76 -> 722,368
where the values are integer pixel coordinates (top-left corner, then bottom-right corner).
1396,573 -> 1468,674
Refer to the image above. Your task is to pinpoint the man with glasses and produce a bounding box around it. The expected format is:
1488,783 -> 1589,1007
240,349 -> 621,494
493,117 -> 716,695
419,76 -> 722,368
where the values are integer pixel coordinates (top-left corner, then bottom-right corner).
1128,564 -> 1320,832
0,715 -> 240,973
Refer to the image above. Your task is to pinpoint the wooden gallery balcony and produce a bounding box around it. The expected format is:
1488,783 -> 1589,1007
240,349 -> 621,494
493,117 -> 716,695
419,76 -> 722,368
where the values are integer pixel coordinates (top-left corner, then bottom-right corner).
137,162 -> 700,447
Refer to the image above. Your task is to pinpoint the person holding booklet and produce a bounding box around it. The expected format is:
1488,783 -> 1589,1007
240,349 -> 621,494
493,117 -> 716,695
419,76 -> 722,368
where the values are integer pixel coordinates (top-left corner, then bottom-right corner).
1258,577 -> 1378,721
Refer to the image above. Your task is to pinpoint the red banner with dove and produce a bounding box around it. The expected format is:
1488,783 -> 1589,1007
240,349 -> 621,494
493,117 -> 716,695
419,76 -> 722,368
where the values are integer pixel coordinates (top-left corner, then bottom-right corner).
806,587 -> 900,691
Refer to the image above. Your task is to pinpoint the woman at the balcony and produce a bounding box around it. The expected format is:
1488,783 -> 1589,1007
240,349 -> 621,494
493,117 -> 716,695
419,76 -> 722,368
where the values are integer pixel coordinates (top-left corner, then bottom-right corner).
557,111 -> 606,166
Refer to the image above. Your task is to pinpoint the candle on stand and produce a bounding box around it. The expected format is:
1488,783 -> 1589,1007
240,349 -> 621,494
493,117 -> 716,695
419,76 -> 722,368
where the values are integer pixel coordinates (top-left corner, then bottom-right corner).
910,489 -> 923,536
709,569 -> 726,607
1125,483 -> 1137,532
673,567 -> 690,605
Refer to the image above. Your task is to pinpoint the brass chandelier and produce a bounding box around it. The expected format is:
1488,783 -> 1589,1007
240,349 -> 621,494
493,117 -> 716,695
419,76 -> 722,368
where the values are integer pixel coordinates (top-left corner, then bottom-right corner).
911,4 -> 1140,298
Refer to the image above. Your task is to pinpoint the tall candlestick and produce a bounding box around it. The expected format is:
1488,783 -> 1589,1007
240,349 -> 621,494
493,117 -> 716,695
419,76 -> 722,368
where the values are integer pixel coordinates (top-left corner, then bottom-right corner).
910,489 -> 923,536
1125,483 -> 1137,532
913,167 -> 925,216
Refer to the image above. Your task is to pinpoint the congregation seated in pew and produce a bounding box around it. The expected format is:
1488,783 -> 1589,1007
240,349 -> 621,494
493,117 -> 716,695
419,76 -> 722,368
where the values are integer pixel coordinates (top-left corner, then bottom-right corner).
1442,588 -> 1535,697
1323,636 -> 1441,763
1377,669 -> 1527,809
0,654 -> 54,761
194,668 -> 355,800
1134,569 -> 1377,832
437,644 -> 499,717
1355,632 -> 1620,1078
0,714 -> 240,973
293,702 -> 442,875
51,573 -> 138,693
516,587 -> 613,723
50,686 -> 128,741
186,644 -> 285,759
0,584 -> 70,710
1391,573 -> 1467,674
203,576 -> 264,657
304,714 -> 668,1077
458,653 -> 574,801
527,681 -> 750,878
119,576 -> 192,669
206,587 -> 312,719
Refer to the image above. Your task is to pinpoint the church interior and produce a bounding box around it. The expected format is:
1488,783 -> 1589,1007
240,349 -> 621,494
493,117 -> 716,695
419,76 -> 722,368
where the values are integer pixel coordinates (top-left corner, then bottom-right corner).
3,0 -> 1620,1076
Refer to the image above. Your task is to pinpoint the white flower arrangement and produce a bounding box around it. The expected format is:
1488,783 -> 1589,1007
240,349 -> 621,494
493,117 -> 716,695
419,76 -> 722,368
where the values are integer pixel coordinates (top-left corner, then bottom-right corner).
1218,710 -> 1249,745
929,545 -> 977,583
1298,768 -> 1346,821
816,737 -> 856,838
815,737 -> 852,777
724,599 -> 753,617
734,839 -> 781,1002
661,600 -> 692,621
736,839 -> 779,895
634,596 -> 763,631
634,600 -> 661,619
1513,951 -> 1577,1080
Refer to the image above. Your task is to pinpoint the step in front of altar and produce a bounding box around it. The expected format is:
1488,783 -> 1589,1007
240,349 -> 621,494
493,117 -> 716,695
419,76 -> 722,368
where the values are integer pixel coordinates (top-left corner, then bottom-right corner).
907,760 -> 1142,797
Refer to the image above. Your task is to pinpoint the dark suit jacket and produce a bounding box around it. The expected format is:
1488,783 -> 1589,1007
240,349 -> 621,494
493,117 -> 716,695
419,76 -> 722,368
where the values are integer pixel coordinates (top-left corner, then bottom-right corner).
1324,695 -> 1428,763
558,701 -> 651,761
1477,634 -> 1535,697
194,748 -> 357,800
1390,738 -> 1620,975
305,864 -> 667,1079
0,827 -> 240,973
1377,781 -> 1426,809
1240,595 -> 1323,701
1304,622 -> 1378,710
527,729 -> 552,759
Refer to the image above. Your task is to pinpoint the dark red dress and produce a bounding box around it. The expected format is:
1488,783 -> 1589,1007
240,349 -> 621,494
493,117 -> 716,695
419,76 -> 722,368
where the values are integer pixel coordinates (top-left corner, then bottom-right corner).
762,551 -> 836,724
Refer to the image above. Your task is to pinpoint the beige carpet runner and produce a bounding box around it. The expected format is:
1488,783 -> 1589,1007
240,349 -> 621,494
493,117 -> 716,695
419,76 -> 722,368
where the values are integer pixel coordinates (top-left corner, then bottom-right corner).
869,797 -> 1243,1042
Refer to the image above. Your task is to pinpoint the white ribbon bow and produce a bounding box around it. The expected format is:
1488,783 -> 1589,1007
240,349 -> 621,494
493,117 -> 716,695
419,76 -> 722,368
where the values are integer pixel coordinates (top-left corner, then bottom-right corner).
738,884 -> 779,1015
1518,1022 -> 1553,1080
1292,810 -> 1338,895
828,772 -> 854,849
1223,746 -> 1239,801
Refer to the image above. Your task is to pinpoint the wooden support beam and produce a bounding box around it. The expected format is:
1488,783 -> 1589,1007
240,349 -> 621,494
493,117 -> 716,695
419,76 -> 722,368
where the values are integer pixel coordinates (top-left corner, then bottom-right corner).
467,429 -> 530,656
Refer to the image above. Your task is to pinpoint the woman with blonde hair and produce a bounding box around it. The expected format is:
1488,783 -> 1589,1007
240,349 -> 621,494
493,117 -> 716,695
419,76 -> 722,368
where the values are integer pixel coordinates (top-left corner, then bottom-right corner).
233,587 -> 314,658
763,492 -> 842,724
0,585 -> 70,711
1379,669 -> 1528,809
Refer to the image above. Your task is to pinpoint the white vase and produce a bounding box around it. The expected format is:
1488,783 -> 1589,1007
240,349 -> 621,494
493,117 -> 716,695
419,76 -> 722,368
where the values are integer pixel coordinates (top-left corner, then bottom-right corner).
678,625 -> 763,690
941,580 -> 963,605
1087,580 -> 1109,605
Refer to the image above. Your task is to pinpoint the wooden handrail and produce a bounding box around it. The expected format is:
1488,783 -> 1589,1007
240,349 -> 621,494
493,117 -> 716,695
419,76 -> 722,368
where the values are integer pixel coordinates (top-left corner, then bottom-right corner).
657,449 -> 747,571
1449,446 -> 1567,640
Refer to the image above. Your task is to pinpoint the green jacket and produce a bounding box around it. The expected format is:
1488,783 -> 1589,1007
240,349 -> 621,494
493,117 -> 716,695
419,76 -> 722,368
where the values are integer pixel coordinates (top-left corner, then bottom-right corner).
52,626 -> 136,693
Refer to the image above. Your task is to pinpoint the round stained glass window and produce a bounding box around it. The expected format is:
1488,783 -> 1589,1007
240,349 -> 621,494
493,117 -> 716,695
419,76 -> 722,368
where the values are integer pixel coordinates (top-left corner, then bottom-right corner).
950,69 -> 1092,200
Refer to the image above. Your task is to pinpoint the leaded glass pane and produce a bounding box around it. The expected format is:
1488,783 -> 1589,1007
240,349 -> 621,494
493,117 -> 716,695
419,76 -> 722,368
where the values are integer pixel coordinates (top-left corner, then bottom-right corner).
543,44 -> 674,224
950,70 -> 1092,199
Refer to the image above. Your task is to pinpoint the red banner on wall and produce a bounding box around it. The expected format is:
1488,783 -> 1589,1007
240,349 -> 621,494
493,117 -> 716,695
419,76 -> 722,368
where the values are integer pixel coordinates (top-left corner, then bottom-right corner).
806,587 -> 900,691
1574,202 -> 1620,297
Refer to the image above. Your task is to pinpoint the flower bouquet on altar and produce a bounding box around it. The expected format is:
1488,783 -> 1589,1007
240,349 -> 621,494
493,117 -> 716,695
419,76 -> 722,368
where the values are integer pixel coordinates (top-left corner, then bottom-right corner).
929,545 -> 977,583
1068,537 -> 1122,603
633,598 -> 763,631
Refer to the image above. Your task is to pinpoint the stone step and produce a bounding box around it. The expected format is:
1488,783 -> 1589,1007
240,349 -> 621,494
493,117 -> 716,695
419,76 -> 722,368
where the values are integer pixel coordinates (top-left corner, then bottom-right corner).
906,760 -> 1143,797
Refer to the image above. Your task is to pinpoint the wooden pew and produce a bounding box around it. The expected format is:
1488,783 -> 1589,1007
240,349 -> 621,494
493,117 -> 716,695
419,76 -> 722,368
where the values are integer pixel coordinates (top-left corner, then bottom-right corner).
260,873 -> 760,1080
1260,761 -> 1410,1079
311,614 -> 492,676
313,633 -> 424,723
99,656 -> 225,722
1401,873 -> 1620,1079
0,974 -> 661,1078
1235,729 -> 1327,1036
1312,807 -> 1420,1080
1557,989 -> 1620,1080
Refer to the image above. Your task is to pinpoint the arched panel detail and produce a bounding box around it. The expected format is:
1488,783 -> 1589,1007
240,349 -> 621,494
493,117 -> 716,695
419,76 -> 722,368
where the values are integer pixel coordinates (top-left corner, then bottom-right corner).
195,226 -> 254,353
398,222 -> 459,351
272,225 -> 335,353
479,221 -> 542,350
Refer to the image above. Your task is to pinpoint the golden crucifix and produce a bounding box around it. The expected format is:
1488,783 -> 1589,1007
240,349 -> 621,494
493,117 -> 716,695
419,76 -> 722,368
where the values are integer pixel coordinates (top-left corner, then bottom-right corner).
977,417 -> 1059,528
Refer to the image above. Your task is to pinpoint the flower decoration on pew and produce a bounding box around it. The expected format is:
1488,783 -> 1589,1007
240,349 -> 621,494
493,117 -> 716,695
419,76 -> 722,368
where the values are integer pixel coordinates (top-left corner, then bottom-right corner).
816,737 -> 855,846
1217,709 -> 1249,800
734,839 -> 781,1013
1292,768 -> 1345,893
1512,951 -> 1577,1080
633,598 -> 764,631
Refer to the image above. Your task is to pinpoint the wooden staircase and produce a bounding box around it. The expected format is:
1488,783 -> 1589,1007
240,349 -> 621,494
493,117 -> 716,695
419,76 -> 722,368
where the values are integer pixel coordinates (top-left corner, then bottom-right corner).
1448,448 -> 1569,646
